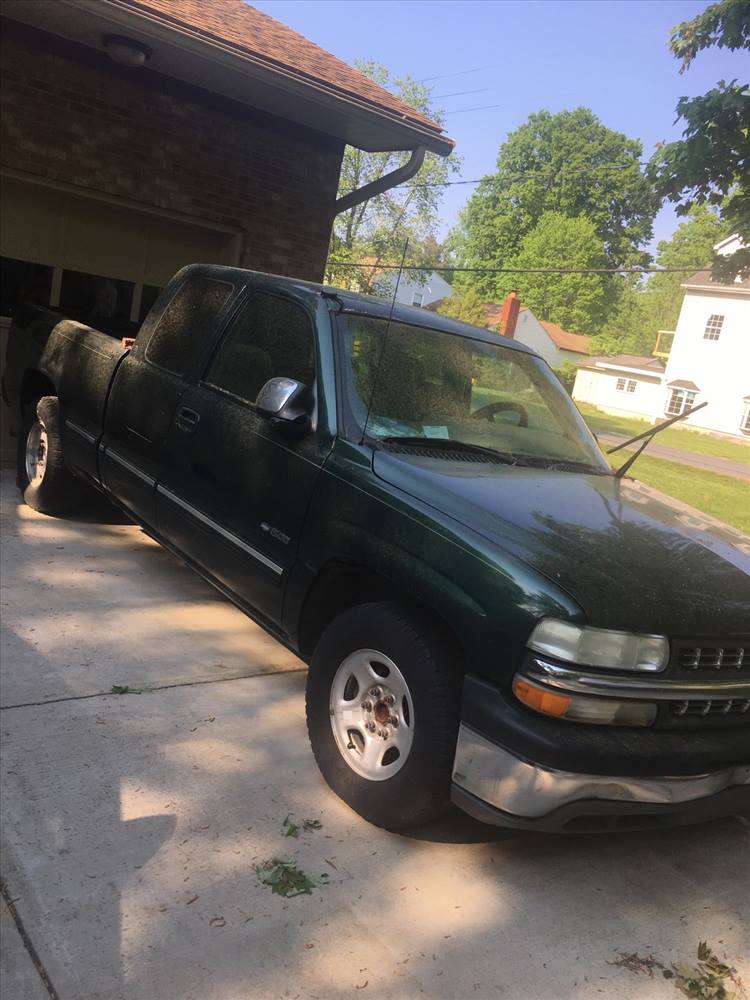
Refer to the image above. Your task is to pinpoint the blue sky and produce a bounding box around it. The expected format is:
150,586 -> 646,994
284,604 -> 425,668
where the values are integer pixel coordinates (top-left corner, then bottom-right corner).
254,0 -> 747,255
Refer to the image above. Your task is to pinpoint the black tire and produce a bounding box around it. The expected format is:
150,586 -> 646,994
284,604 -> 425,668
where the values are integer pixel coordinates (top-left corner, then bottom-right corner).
17,396 -> 88,516
306,601 -> 461,830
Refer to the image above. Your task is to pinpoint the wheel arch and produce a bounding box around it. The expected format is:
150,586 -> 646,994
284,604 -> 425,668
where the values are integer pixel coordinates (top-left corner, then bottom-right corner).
19,369 -> 57,413
296,559 -> 467,671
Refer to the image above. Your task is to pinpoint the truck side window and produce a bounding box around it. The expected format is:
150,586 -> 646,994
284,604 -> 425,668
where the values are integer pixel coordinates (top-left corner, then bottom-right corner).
203,292 -> 315,405
145,276 -> 233,376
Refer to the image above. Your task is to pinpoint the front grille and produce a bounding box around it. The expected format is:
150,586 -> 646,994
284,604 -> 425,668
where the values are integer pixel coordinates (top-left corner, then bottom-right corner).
670,698 -> 750,718
679,646 -> 745,670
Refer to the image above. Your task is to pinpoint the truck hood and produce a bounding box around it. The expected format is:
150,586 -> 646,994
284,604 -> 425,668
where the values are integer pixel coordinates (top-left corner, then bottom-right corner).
372,452 -> 750,635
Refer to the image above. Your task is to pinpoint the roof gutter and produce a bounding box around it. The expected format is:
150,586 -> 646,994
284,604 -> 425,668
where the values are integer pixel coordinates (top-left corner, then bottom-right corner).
333,146 -> 426,217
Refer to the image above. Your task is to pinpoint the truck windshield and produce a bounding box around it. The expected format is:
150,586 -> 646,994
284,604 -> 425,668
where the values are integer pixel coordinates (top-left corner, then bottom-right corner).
339,315 -> 609,473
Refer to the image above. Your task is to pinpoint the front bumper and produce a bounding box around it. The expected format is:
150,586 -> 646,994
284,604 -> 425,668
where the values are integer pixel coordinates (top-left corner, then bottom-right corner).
452,723 -> 750,832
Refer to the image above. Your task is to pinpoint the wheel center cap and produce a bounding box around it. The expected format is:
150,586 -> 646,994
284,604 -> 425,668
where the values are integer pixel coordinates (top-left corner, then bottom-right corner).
373,701 -> 390,724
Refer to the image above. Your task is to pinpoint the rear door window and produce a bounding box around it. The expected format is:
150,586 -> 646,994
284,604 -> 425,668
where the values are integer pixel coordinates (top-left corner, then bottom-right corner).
145,276 -> 233,376
204,292 -> 315,405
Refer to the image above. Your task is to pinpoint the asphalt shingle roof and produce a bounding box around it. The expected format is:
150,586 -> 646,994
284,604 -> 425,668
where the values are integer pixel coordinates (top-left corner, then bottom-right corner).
124,0 -> 447,138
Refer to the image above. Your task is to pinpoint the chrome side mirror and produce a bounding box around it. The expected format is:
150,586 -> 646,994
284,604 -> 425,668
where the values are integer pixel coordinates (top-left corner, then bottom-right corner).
255,377 -> 313,433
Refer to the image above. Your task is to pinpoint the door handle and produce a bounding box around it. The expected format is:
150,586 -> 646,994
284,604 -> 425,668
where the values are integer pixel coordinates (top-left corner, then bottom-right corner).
175,406 -> 200,434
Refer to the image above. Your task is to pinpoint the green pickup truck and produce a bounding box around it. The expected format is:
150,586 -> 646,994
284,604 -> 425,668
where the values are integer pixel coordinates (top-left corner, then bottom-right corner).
4,264 -> 749,832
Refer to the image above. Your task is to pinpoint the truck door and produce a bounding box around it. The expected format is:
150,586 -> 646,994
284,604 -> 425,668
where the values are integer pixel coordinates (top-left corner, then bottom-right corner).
100,271 -> 236,525
156,289 -> 332,626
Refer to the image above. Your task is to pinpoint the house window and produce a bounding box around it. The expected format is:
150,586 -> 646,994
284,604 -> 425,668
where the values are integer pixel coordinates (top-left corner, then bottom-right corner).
411,291 -> 424,307
703,314 -> 724,340
666,388 -> 697,416
741,402 -> 750,434
615,378 -> 637,393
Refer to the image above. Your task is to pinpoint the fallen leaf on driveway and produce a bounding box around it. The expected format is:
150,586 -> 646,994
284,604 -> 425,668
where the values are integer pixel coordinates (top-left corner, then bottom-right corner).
209,917 -> 226,927
186,895 -> 199,905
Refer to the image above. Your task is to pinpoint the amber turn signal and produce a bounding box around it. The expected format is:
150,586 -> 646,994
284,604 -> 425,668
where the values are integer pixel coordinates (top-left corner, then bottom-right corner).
513,677 -> 571,717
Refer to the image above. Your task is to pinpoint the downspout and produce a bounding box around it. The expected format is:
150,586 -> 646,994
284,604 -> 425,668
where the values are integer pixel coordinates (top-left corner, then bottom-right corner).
333,146 -> 426,217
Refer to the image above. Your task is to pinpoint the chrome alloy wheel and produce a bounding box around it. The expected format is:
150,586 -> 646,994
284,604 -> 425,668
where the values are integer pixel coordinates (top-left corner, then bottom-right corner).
329,649 -> 415,780
25,420 -> 48,486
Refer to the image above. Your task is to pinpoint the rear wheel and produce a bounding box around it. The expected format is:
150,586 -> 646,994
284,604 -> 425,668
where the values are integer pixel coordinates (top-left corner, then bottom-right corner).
306,602 -> 461,829
17,396 -> 88,516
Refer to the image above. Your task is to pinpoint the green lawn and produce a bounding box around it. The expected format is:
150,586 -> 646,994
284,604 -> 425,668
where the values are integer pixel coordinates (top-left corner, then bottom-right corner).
614,454 -> 750,535
577,402 -> 750,465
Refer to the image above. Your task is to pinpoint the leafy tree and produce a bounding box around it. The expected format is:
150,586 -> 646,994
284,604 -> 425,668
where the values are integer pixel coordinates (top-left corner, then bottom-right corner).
592,205 -> 725,355
436,288 -> 487,326
450,108 -> 659,299
491,212 -> 611,335
327,61 -> 461,292
648,0 -> 750,278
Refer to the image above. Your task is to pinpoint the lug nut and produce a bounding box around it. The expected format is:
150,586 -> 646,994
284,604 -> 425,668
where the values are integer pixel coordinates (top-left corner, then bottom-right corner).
371,687 -> 382,698
385,694 -> 395,706
366,721 -> 376,732
363,701 -> 372,712
390,716 -> 399,727
379,729 -> 388,739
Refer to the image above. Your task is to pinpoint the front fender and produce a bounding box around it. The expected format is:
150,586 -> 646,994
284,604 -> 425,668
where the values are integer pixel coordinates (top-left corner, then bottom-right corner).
294,444 -> 583,684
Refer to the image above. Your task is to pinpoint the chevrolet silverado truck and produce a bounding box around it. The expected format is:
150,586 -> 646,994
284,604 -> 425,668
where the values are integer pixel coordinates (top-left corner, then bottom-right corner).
4,264 -> 749,832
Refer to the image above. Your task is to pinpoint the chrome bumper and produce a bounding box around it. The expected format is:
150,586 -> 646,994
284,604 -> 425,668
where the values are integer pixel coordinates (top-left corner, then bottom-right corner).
452,723 -> 750,821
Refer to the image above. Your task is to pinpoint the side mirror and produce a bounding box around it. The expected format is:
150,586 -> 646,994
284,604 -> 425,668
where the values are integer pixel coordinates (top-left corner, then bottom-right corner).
255,377 -> 313,433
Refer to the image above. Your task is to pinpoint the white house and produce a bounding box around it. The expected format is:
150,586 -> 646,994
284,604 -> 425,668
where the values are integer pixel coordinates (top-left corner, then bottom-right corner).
510,308 -> 591,368
573,354 -> 667,418
573,236 -> 750,438
375,269 -> 454,308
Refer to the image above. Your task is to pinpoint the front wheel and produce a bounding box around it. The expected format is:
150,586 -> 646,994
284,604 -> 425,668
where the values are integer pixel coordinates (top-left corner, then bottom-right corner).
17,396 -> 88,516
306,602 -> 461,829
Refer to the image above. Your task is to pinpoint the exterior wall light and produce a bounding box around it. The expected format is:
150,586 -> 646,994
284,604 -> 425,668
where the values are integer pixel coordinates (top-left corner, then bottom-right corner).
102,34 -> 152,68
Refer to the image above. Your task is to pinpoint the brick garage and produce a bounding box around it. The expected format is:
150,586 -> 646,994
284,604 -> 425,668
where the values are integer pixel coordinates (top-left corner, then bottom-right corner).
1,21 -> 343,283
0,0 -> 451,457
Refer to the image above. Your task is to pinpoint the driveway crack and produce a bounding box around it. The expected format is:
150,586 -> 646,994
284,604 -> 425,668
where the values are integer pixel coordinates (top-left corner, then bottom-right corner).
0,880 -> 60,1000
0,666 -> 307,711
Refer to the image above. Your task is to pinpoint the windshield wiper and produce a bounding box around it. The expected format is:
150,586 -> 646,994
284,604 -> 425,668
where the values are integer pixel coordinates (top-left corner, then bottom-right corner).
608,401 -> 708,478
379,436 -> 518,465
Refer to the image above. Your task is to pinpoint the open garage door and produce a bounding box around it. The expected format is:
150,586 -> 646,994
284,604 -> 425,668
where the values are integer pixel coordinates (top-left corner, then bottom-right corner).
1,175 -> 240,333
1,175 -> 240,458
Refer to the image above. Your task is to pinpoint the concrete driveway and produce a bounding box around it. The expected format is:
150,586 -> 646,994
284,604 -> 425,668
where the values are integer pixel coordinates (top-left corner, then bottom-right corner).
1,469 -> 748,1000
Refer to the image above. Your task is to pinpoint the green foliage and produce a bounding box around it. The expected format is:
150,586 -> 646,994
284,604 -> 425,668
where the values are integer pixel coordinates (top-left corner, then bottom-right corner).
592,205 -> 725,355
327,61 -> 461,292
255,859 -> 327,897
492,212 -> 612,335
648,1 -> 750,279
451,108 -> 659,300
554,362 -> 578,396
436,287 -> 487,327
670,0 -> 750,70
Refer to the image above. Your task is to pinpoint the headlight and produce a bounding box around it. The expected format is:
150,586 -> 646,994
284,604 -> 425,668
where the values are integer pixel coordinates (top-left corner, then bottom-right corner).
528,619 -> 668,673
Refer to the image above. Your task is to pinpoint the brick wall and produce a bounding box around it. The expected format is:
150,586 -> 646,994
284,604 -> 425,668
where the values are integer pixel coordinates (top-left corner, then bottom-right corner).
0,21 -> 344,281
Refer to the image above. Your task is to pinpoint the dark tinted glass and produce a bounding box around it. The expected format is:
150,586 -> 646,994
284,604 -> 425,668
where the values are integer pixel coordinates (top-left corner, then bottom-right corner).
205,293 -> 315,404
146,276 -> 233,375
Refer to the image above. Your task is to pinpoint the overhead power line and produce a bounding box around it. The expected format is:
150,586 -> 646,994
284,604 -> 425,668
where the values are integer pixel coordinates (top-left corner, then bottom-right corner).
416,66 -> 490,83
432,88 -> 490,99
326,262 -> 706,274
444,104 -> 504,114
401,162 -> 649,189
